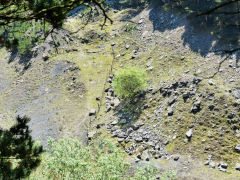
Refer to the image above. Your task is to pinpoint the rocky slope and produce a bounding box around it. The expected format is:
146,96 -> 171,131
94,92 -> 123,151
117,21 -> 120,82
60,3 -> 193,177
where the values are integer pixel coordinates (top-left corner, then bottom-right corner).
1,3 -> 240,179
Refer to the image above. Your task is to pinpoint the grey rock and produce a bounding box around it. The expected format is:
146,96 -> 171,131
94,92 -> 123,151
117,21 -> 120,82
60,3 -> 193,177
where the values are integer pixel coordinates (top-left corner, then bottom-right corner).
132,123 -> 144,130
204,161 -> 210,166
235,163 -> 240,171
191,100 -> 201,114
117,131 -> 127,138
182,92 -> 190,101
125,44 -> 130,49
234,90 -> 240,99
112,98 -> 120,107
43,54 -> 49,61
146,66 -> 154,71
89,109 -> 96,116
208,80 -> 215,85
173,156 -> 179,161
141,150 -> 151,161
111,120 -> 118,126
146,61 -> 152,67
219,162 -> 228,169
118,138 -> 124,143
138,19 -> 144,24
167,107 -> 174,116
126,127 -> 134,135
88,131 -> 96,139
186,129 -> 193,139
131,54 -> 137,59
106,106 -> 111,112
135,136 -> 143,143
147,141 -> 155,147
112,129 -> 121,137
119,119 -> 127,124
209,162 -> 215,169
218,162 -> 228,172
153,152 -> 161,159
168,97 -> 177,105
163,140 -> 169,145
235,143 -> 240,152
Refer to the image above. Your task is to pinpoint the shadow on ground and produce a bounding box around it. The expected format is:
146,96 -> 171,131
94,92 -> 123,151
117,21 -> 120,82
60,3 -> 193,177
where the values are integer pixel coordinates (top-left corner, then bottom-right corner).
148,0 -> 240,61
114,93 -> 146,126
113,0 -> 240,63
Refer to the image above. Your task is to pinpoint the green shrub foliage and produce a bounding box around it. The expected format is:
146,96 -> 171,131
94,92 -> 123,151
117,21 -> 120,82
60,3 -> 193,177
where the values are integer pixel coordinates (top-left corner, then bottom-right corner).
40,138 -> 130,179
36,138 -> 172,180
113,67 -> 147,98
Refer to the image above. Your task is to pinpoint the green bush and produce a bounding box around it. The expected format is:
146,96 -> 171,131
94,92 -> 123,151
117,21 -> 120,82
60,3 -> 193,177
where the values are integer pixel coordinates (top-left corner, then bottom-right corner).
113,67 -> 147,98
31,138 -> 176,180
38,138 -> 130,180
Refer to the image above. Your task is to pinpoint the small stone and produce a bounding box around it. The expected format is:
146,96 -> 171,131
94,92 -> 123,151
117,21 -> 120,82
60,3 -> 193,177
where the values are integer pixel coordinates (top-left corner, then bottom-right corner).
146,61 -> 152,67
125,44 -> 130,49
131,54 -> 137,59
132,123 -> 144,130
186,129 -> 193,139
96,97 -> 100,101
209,162 -> 215,169
234,90 -> 240,99
118,138 -> 124,143
106,106 -> 111,112
167,107 -> 174,116
235,163 -> 240,171
119,119 -> 127,124
111,42 -> 115,46
88,131 -> 96,140
89,109 -> 96,116
111,120 -> 118,126
112,98 -> 120,107
191,100 -> 201,114
204,161 -> 210,166
163,140 -> 169,145
208,80 -> 215,86
138,19 -> 144,24
141,150 -> 151,161
146,66 -> 153,71
135,136 -> 143,143
208,105 -> 215,111
219,162 -> 228,169
43,54 -> 49,61
173,156 -> 179,161
235,143 -> 240,152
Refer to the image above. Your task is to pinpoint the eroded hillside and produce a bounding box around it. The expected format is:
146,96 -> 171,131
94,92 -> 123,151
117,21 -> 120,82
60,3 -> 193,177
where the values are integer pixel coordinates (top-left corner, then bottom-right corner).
1,3 -> 240,180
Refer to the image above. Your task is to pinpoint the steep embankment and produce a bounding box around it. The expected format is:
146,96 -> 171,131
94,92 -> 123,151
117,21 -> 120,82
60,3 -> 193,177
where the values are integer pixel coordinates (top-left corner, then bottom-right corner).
1,4 -> 240,179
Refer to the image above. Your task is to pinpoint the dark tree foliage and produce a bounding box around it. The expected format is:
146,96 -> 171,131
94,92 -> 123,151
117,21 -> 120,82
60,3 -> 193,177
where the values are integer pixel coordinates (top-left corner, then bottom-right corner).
0,0 -> 111,28
0,0 -> 112,54
0,116 -> 43,179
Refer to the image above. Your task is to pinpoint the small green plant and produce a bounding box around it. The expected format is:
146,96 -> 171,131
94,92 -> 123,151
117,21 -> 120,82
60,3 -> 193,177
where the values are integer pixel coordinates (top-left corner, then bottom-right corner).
124,24 -> 137,32
133,164 -> 158,180
113,67 -> 147,98
160,170 -> 177,180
